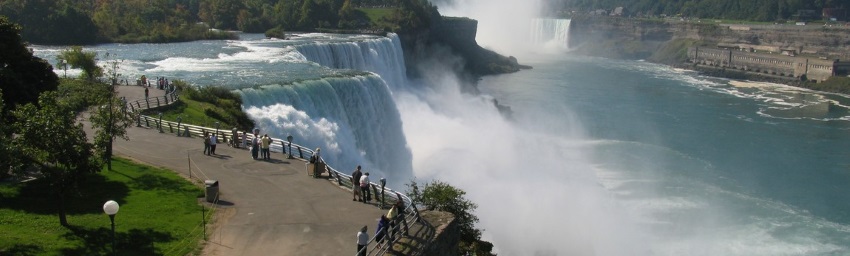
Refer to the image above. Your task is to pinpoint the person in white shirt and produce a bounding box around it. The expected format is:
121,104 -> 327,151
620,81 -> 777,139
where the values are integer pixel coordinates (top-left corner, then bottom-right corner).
356,226 -> 368,256
359,172 -> 371,203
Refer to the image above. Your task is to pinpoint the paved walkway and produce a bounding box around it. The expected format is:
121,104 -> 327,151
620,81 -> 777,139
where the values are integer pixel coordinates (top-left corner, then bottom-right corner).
101,85 -> 385,256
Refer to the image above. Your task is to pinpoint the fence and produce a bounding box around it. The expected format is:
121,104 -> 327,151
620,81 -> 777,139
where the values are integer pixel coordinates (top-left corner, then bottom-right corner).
127,90 -> 422,256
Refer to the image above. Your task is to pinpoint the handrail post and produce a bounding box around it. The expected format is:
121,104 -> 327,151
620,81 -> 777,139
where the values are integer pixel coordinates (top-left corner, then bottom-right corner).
156,97 -> 161,107
297,146 -> 303,159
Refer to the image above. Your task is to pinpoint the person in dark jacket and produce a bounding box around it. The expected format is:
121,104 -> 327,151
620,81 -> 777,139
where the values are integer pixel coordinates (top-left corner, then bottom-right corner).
352,166 -> 363,201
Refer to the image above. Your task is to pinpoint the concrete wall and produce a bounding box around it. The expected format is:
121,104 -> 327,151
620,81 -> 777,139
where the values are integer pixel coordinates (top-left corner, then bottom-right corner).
420,211 -> 460,256
688,46 -> 840,82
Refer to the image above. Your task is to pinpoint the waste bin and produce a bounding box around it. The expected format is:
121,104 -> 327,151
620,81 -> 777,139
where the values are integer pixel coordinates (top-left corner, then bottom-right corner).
204,180 -> 219,203
306,163 -> 314,176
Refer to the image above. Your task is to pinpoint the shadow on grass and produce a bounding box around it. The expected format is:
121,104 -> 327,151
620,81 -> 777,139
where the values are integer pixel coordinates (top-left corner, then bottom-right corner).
130,173 -> 195,193
0,244 -> 42,256
60,225 -> 176,256
0,174 -> 130,215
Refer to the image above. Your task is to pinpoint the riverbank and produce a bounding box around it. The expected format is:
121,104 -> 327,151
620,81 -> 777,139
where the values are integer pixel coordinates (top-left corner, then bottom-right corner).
567,16 -> 850,94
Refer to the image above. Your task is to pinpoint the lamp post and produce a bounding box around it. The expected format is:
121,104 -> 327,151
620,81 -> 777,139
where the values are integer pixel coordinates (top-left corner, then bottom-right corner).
176,116 -> 183,137
215,121 -> 220,138
103,200 -> 120,256
286,135 -> 293,159
158,112 -> 164,133
61,59 -> 67,78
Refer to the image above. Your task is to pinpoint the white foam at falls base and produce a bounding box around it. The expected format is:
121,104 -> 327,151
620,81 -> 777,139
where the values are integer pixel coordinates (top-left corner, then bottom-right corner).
239,75 -> 412,184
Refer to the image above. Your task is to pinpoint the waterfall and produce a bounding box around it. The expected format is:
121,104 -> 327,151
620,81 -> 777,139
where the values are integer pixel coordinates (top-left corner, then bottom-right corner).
530,18 -> 571,50
295,33 -> 407,91
239,75 -> 412,183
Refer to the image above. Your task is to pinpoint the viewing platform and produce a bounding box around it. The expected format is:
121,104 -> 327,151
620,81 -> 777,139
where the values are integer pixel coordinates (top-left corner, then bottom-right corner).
91,85 -> 450,255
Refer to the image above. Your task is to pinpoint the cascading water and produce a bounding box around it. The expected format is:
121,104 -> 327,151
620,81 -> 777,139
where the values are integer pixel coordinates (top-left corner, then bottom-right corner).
530,18 -> 571,50
239,74 -> 412,183
295,34 -> 408,91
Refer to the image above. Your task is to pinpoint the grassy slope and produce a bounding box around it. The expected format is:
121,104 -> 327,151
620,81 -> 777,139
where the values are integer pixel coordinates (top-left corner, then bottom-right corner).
144,83 -> 254,131
357,8 -> 396,29
0,158 -> 209,255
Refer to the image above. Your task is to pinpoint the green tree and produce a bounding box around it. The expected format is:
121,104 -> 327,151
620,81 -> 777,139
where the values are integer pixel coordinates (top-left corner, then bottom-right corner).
407,179 -> 493,256
0,90 -> 20,180
0,16 -> 59,111
56,46 -> 102,81
12,91 -> 101,226
89,88 -> 136,171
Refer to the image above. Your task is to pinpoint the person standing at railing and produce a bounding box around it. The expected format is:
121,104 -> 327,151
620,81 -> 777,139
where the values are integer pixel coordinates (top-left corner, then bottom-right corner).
231,128 -> 239,148
261,134 -> 272,160
356,226 -> 368,256
386,203 -> 398,241
375,215 -> 389,250
359,172 -> 371,204
352,166 -> 363,202
210,133 -> 218,155
241,131 -> 248,149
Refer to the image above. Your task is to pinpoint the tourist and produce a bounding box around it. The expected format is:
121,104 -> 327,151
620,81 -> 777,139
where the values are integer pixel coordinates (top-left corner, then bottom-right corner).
387,202 -> 399,240
375,215 -> 389,250
360,172 -> 371,203
352,166 -> 363,201
356,226 -> 368,256
144,86 -> 149,99
231,127 -> 239,148
310,148 -> 321,163
251,135 -> 260,159
261,134 -> 271,160
210,133 -> 217,155
203,132 -> 211,156
241,131 -> 248,149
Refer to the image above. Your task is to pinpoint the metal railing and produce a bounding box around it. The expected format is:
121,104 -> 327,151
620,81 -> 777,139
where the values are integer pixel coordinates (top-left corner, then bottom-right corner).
126,90 -> 422,255
123,93 -> 179,113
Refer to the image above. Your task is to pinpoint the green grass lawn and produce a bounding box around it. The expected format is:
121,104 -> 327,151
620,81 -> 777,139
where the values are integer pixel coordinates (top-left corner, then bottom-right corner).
0,158 -> 210,256
357,8 -> 396,26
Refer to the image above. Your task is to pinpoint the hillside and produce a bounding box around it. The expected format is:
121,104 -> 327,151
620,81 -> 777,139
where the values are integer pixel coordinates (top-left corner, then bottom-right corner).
548,0 -> 848,22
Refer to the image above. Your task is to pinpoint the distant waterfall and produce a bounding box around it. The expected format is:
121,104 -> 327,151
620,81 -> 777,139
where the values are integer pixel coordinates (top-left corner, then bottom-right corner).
295,33 -> 407,91
531,18 -> 571,50
239,75 -> 412,183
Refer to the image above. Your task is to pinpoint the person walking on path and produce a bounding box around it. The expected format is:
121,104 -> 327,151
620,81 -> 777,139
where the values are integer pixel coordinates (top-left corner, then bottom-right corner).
210,133 -> 218,155
261,134 -> 272,160
352,166 -> 363,201
203,132 -> 211,156
375,215 -> 389,250
144,86 -> 149,99
357,226 -> 369,256
359,172 -> 371,204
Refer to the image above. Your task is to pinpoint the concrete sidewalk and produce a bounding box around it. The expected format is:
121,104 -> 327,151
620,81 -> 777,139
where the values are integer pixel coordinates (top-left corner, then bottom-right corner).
106,85 -> 386,256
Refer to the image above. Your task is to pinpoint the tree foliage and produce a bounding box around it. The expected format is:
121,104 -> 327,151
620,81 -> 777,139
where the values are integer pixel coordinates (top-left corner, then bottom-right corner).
56,46 -> 102,81
11,92 -> 101,226
0,16 -> 59,111
1,0 -> 437,44
407,179 -> 494,256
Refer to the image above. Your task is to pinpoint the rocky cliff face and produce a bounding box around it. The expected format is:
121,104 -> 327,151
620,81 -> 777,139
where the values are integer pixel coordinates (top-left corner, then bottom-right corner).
398,16 -> 528,85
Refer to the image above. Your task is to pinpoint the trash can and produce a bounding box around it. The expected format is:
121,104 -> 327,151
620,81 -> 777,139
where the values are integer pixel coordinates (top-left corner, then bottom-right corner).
204,180 -> 219,203
306,163 -> 314,176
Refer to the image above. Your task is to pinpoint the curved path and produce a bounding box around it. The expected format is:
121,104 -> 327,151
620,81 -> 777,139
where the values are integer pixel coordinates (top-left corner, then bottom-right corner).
102,85 -> 385,256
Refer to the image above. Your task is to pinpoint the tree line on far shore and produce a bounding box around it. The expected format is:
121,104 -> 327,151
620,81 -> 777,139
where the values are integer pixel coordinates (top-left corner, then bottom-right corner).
0,0 -> 437,45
